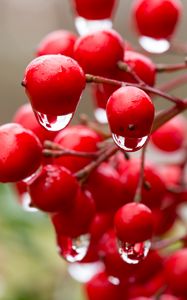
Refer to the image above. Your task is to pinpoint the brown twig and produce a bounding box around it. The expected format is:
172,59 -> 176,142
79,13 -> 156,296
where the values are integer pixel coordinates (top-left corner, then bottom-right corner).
117,61 -> 146,86
156,59 -> 187,73
152,234 -> 187,250
156,73 -> 187,93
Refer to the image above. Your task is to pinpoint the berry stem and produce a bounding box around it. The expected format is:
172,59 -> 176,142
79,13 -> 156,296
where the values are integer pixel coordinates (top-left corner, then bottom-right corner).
134,140 -> 148,203
156,73 -> 187,93
156,58 -> 187,73
86,74 -> 185,106
152,234 -> 187,250
75,144 -> 118,183
117,61 -> 146,85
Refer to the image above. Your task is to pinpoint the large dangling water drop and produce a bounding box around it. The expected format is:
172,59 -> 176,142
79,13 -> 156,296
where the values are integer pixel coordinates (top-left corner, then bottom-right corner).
68,261 -> 104,283
94,108 -> 108,124
112,134 -> 148,152
58,234 -> 90,263
75,17 -> 113,36
118,239 -> 151,264
34,110 -> 73,132
139,36 -> 170,54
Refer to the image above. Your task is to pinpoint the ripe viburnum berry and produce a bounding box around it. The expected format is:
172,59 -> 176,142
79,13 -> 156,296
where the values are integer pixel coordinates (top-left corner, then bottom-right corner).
151,116 -> 186,152
28,164 -> 79,213
132,0 -> 182,40
72,0 -> 117,20
52,189 -> 95,238
53,125 -> 101,172
74,29 -> 124,75
106,86 -> 155,151
36,30 -> 77,57
114,203 -> 153,244
13,103 -> 56,143
84,271 -> 125,300
0,123 -> 42,183
22,55 -> 86,131
164,249 -> 187,297
118,50 -> 156,86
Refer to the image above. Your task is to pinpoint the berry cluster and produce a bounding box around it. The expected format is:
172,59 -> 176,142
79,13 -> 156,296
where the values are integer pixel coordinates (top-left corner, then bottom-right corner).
0,0 -> 187,299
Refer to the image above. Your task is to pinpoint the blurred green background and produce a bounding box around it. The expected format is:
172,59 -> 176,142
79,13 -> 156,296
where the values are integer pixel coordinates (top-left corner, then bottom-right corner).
0,0 -> 187,299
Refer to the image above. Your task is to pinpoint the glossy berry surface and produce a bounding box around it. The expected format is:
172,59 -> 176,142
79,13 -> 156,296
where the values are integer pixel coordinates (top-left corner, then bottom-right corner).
106,86 -> 155,138
164,249 -> 187,297
151,116 -> 186,152
72,0 -> 117,20
114,202 -> 153,244
118,50 -> 156,86
132,0 -> 182,39
0,123 -> 42,183
23,54 -> 86,115
74,29 -> 124,75
54,125 -> 101,172
52,189 -> 95,238
28,164 -> 79,212
36,30 -> 77,57
85,271 -> 124,300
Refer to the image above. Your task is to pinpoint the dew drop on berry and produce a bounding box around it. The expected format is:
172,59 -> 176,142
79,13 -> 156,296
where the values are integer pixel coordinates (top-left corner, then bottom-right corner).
34,110 -> 73,132
94,108 -> 108,124
139,36 -> 170,54
117,239 -> 151,264
75,17 -> 113,36
21,192 -> 39,212
58,234 -> 90,263
68,261 -> 104,283
112,133 -> 148,152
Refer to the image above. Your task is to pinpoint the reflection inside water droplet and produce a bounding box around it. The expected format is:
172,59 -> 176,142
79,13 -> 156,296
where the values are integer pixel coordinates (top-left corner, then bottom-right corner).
112,134 -> 148,152
58,234 -> 90,263
94,108 -> 108,124
118,239 -> 151,264
75,17 -> 113,36
34,110 -> 73,132
139,36 -> 170,54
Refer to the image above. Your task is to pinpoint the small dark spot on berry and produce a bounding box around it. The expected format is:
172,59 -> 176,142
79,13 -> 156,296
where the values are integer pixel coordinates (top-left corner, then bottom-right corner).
128,124 -> 136,131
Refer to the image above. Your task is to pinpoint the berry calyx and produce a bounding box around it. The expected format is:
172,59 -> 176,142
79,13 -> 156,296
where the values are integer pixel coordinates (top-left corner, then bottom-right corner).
114,203 -> 153,244
74,29 -> 124,75
72,0 -> 117,20
28,164 -> 79,213
132,0 -> 182,40
0,123 -> 42,183
36,30 -> 77,57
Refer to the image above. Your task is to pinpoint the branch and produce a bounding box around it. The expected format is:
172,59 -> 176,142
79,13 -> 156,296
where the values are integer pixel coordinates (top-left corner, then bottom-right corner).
156,59 -> 187,73
156,73 -> 187,93
152,234 -> 187,250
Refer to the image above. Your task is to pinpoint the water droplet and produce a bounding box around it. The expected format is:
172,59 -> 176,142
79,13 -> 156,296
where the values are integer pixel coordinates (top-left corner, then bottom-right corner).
112,134 -> 148,152
68,261 -> 104,283
108,276 -> 120,285
21,192 -> 39,212
118,239 -> 151,264
94,108 -> 108,124
58,234 -> 90,263
34,110 -> 73,132
75,17 -> 113,36
139,36 -> 170,54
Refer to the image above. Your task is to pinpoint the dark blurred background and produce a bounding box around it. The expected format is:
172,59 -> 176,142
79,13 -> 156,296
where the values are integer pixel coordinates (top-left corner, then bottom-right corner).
0,1 -> 187,299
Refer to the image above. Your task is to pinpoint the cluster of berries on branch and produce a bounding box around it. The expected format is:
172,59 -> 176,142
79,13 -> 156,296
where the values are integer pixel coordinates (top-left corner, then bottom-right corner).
0,0 -> 187,299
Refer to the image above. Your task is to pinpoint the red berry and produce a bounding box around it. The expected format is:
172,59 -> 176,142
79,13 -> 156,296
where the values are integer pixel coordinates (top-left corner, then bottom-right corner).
72,0 -> 117,20
36,30 -> 77,57
106,86 -> 155,151
53,125 -> 101,172
86,162 -> 126,212
0,123 -> 42,183
114,203 -> 153,244
132,0 -> 182,39
118,51 -> 156,86
13,103 -> 56,143
151,116 -> 186,152
164,249 -> 187,297
160,295 -> 182,300
28,164 -> 79,213
84,271 -> 124,300
74,29 -> 124,76
23,55 -> 85,116
52,189 -> 95,238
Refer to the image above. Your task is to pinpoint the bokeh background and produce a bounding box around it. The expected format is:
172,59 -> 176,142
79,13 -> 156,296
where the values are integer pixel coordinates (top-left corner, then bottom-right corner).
0,0 -> 187,299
